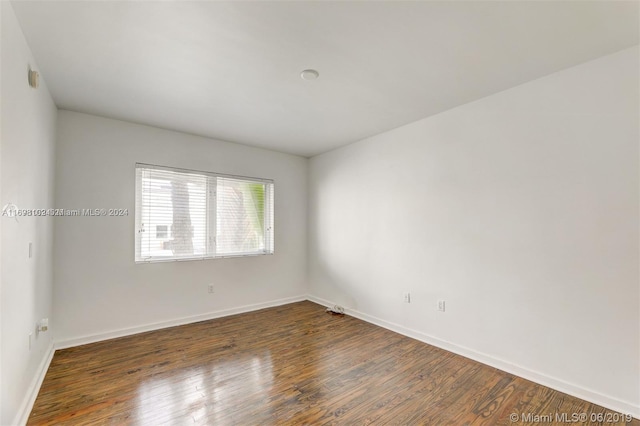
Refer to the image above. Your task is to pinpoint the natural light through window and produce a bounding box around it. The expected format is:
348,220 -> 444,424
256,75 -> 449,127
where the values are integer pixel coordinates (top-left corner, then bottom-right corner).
135,164 -> 274,262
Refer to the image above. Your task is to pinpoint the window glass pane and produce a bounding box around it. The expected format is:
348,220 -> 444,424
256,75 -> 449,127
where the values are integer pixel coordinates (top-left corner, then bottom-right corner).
139,169 -> 207,259
216,178 -> 266,255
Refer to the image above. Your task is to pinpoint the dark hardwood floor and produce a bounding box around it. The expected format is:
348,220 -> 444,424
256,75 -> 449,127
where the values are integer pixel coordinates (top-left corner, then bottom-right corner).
28,301 -> 637,425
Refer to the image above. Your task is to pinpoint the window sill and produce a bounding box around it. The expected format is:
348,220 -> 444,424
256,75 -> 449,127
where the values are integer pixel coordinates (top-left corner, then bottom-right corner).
135,252 -> 274,264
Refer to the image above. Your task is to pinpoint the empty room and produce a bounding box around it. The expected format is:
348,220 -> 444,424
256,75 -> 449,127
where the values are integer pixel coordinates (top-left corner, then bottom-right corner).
1,0 -> 639,425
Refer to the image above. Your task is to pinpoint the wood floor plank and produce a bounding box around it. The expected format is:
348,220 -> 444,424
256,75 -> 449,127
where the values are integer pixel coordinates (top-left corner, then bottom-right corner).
27,301 -> 638,425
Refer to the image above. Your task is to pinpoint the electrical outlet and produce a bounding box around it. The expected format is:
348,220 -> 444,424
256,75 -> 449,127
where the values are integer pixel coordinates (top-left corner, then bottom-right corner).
38,318 -> 49,333
403,292 -> 411,303
437,300 -> 446,312
207,284 -> 214,294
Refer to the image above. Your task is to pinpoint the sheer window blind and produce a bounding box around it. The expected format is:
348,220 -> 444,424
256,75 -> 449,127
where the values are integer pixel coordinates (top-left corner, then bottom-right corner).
135,164 -> 274,262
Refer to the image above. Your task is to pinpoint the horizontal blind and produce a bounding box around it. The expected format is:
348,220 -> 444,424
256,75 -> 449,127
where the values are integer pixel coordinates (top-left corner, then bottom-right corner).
216,177 -> 274,256
135,163 -> 274,262
136,167 -> 208,261
266,183 -> 274,253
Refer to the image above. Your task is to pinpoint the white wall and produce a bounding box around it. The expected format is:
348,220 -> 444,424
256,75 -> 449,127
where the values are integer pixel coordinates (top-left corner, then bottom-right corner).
309,47 -> 639,415
1,2 -> 57,424
53,111 -> 307,344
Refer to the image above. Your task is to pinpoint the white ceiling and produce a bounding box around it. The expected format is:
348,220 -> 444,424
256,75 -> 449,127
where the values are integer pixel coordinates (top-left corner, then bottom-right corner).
11,1 -> 639,157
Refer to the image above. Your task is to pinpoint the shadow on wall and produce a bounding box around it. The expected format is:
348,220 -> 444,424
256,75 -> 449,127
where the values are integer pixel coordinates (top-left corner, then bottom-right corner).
311,257 -> 358,310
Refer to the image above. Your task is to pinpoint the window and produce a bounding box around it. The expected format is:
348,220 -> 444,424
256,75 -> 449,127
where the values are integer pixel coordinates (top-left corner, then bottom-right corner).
156,225 -> 168,239
135,163 -> 274,262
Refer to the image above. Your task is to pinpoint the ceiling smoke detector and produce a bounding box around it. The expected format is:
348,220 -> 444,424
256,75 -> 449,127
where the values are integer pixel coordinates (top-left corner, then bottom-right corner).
300,69 -> 319,81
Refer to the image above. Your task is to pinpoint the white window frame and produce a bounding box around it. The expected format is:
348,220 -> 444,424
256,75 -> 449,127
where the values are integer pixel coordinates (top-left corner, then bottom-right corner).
135,163 -> 274,263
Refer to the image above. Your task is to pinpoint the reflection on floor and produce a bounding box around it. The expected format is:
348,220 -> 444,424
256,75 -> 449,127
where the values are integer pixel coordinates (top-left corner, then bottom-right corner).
28,301 -> 638,425
135,351 -> 274,424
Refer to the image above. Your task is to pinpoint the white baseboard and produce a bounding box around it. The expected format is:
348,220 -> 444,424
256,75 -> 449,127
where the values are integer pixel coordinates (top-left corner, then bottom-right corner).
17,296 -> 305,424
55,295 -> 306,350
13,341 -> 55,426
25,295 -> 639,422
306,294 -> 640,419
